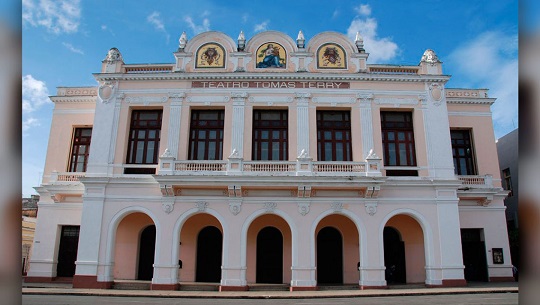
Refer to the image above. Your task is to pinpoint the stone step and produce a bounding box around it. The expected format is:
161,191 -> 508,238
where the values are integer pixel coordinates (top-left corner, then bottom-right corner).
179,283 -> 219,291
249,284 -> 290,291
318,285 -> 359,291
113,281 -> 151,290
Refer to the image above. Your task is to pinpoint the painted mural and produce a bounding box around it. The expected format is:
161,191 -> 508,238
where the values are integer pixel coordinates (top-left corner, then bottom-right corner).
317,43 -> 347,69
256,42 -> 286,68
196,43 -> 226,68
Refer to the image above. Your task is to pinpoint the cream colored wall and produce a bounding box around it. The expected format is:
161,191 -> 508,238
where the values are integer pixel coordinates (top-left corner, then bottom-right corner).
448,104 -> 502,187
42,106 -> 94,183
386,215 -> 426,283
113,213 -> 154,280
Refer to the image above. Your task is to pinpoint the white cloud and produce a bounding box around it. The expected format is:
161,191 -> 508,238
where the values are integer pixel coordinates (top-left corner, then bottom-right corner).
346,4 -> 398,63
184,16 -> 211,34
147,11 -> 170,43
254,20 -> 269,32
23,0 -> 81,34
62,42 -> 84,54
332,9 -> 340,19
446,31 -> 518,138
242,13 -> 249,24
22,75 -> 50,113
355,4 -> 371,16
22,117 -> 40,133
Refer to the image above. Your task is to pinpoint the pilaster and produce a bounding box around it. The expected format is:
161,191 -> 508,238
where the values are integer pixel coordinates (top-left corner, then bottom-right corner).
295,93 -> 311,156
166,93 -> 185,159
230,92 -> 247,157
358,93 -> 374,159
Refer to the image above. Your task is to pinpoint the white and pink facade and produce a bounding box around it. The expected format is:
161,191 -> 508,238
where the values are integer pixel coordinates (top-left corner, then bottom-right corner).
26,30 -> 513,291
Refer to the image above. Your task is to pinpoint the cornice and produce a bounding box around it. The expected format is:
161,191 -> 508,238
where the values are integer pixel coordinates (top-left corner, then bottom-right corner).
50,96 -> 98,103
93,72 -> 451,83
446,98 -> 496,105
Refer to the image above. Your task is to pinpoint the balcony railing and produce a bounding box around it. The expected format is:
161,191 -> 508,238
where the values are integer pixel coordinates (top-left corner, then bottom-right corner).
158,152 -> 382,178
49,171 -> 86,183
458,175 -> 494,188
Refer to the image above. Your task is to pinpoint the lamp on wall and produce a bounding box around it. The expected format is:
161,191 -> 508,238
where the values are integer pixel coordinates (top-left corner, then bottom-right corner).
237,31 -> 246,51
355,31 -> 365,53
297,30 -> 305,49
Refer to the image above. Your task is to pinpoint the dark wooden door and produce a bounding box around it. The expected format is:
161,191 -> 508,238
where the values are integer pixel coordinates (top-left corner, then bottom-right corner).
256,227 -> 283,283
137,225 -> 156,280
317,227 -> 343,284
461,229 -> 488,282
196,226 -> 223,282
56,226 -> 80,277
384,227 -> 406,284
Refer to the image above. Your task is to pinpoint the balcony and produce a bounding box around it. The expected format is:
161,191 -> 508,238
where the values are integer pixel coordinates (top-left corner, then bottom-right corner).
158,150 -> 382,178
49,171 -> 86,183
457,175 -> 494,189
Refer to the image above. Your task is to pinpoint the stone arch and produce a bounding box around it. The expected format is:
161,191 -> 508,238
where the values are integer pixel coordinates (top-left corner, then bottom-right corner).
182,31 -> 237,72
171,207 -> 229,278
306,31 -> 359,73
103,206 -> 161,281
379,208 -> 434,284
310,209 -> 368,270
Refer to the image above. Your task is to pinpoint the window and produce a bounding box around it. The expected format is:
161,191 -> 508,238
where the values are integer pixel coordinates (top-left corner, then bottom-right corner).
450,129 -> 477,175
252,110 -> 288,160
126,110 -> 162,164
502,168 -> 513,197
68,127 -> 92,172
381,112 -> 417,166
317,111 -> 352,161
189,110 -> 224,160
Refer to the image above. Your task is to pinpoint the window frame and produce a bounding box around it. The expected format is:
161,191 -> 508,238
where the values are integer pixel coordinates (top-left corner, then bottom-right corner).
125,109 -> 163,165
188,109 -> 225,161
252,109 -> 289,161
68,127 -> 92,172
380,111 -> 417,167
450,129 -> 478,176
502,168 -> 513,197
316,110 -> 352,161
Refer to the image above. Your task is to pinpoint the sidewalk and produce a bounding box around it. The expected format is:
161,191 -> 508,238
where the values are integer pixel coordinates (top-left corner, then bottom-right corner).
22,282 -> 519,299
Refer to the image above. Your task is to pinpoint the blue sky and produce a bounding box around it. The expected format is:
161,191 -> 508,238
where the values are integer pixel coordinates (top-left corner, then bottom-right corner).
21,0 -> 519,197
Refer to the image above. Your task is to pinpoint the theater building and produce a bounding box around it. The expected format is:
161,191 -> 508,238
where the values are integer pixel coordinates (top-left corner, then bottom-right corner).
26,30 -> 513,291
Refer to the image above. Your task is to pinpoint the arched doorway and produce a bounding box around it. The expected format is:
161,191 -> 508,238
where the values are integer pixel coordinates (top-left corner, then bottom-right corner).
137,225 -> 156,280
196,226 -> 223,282
383,226 -> 406,284
317,226 -> 343,284
256,226 -> 283,283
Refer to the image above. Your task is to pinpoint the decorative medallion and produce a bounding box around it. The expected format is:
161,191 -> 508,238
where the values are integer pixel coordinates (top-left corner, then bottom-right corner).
104,47 -> 123,64
256,42 -> 286,68
229,200 -> 242,216
97,81 -> 116,103
297,202 -> 310,216
331,202 -> 344,213
196,201 -> 208,212
162,198 -> 175,214
317,43 -> 347,69
429,83 -> 444,106
365,202 -> 378,216
264,202 -> 277,213
421,49 -> 441,65
195,43 -> 226,68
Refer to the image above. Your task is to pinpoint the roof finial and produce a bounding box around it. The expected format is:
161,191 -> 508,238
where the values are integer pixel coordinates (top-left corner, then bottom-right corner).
178,31 -> 188,52
297,30 -> 305,49
237,30 -> 246,51
355,32 -> 365,53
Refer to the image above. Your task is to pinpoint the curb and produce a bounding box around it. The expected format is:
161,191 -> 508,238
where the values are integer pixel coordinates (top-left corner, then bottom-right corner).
22,287 -> 519,299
